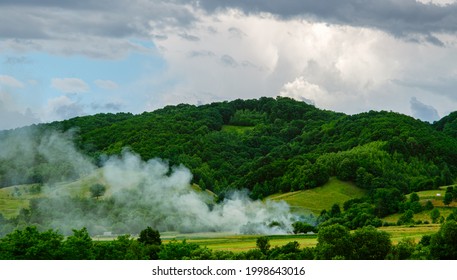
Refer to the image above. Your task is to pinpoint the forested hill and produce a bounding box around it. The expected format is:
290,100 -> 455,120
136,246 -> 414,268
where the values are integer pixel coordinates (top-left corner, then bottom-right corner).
2,97 -> 457,200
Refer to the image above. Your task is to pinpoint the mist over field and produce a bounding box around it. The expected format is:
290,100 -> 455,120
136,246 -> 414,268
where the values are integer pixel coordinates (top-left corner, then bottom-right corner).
0,129 -> 300,235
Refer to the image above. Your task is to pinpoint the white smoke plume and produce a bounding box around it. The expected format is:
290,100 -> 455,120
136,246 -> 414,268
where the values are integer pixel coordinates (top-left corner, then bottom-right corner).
103,150 -> 296,234
0,128 -> 94,186
0,129 -> 301,235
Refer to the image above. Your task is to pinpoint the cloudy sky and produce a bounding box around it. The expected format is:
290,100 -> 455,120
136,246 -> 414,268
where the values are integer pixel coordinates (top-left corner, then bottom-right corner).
1,0 -> 457,130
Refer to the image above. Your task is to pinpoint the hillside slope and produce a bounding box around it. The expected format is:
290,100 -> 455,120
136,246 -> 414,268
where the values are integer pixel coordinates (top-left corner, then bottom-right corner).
1,97 -> 457,199
268,177 -> 366,215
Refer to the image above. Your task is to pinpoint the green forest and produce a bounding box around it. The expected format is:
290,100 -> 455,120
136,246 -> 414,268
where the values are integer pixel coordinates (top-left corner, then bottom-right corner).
2,96 -> 457,259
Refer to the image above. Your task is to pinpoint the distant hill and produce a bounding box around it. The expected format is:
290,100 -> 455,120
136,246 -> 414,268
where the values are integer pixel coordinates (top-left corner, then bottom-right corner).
433,111 -> 457,139
2,96 -> 457,199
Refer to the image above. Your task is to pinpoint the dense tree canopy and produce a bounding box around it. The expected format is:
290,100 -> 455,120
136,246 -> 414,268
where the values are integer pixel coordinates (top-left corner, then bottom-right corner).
2,97 -> 456,199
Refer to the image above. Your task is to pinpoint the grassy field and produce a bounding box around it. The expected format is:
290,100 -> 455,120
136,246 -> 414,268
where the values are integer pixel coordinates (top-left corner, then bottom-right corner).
268,177 -> 366,215
380,224 -> 440,244
160,232 -> 318,252
0,173 -> 450,252
156,223 -> 441,252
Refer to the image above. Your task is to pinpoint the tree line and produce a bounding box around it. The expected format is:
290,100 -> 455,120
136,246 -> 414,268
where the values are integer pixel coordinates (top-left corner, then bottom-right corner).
2,221 -> 457,260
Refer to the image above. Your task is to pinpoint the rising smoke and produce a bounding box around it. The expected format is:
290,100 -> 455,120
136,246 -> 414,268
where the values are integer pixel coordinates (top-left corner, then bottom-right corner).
103,150 -> 296,234
0,129 -> 305,236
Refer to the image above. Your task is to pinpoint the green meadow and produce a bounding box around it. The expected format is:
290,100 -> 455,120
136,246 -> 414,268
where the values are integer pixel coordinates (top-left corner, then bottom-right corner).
268,177 -> 367,215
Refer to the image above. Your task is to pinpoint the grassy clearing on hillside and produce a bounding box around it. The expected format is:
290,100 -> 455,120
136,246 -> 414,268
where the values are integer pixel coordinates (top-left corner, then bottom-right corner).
407,189 -> 445,200
268,177 -> 366,215
0,170 -> 107,218
0,184 -> 44,218
44,170 -> 107,198
384,187 -> 457,224
383,208 -> 454,224
221,125 -> 254,134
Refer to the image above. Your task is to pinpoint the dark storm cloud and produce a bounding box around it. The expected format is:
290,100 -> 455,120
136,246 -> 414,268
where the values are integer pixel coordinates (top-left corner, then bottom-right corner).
0,0 -> 200,58
0,0 -> 197,40
0,0 -> 121,10
2,0 -> 456,51
194,0 -> 457,37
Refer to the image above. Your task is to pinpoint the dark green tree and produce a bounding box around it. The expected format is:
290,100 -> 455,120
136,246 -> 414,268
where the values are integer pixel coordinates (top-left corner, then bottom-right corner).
373,188 -> 404,217
138,226 -> 161,246
389,238 -> 416,260
330,203 -> 341,217
443,195 -> 452,207
292,221 -> 315,234
158,240 -> 201,260
409,192 -> 420,203
89,184 -> 106,199
397,210 -> 414,225
430,208 -> 440,223
61,228 -> 94,260
451,187 -> 457,202
0,226 -> 63,260
315,224 -> 353,260
444,190 -> 453,206
350,226 -> 391,260
424,200 -> 434,211
430,221 -> 457,259
256,236 -> 271,255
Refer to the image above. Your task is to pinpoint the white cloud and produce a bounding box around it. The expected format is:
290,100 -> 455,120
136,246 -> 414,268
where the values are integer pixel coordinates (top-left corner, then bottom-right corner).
416,0 -> 457,5
149,9 -> 457,119
51,78 -> 90,94
94,79 -> 119,90
1,2 -> 457,124
0,75 -> 24,88
279,77 -> 320,105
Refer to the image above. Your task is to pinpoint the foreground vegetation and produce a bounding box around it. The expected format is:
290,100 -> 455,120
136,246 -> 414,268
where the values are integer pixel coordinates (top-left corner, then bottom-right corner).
2,221 -> 457,260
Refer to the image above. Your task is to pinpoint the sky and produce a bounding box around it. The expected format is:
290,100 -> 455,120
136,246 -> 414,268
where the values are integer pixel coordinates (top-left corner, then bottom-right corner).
1,0 -> 457,130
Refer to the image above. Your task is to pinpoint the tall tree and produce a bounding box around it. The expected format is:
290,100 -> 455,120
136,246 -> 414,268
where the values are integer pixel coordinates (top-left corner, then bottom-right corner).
61,228 -> 94,260
256,236 -> 271,255
350,226 -> 391,260
444,191 -> 453,206
89,184 -> 106,199
430,221 -> 457,259
138,226 -> 161,246
315,224 -> 353,260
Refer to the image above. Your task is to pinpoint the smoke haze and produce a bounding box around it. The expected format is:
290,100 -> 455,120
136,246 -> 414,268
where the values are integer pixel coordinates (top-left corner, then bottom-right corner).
0,129 -> 303,235
102,150 -> 297,234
